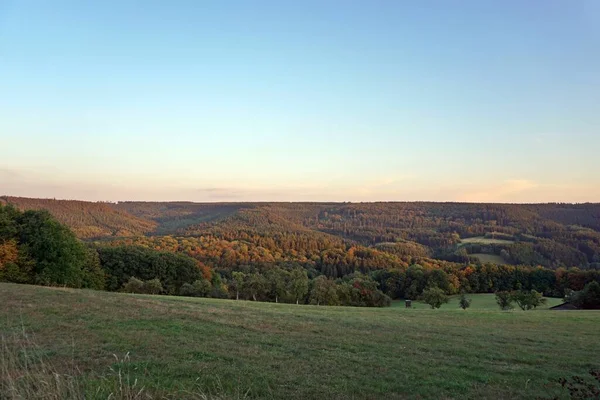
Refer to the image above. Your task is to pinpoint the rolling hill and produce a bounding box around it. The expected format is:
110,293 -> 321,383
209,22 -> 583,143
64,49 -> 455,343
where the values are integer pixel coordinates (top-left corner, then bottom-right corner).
2,196 -> 600,269
0,196 -> 156,239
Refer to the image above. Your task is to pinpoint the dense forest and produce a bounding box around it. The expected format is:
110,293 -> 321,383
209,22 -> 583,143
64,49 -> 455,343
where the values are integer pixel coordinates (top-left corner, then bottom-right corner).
0,196 -> 156,238
5,197 -> 599,269
2,197 -> 600,307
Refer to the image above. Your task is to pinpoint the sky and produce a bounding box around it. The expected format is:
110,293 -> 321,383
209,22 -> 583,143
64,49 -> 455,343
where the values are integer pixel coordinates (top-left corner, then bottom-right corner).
1,0 -> 599,203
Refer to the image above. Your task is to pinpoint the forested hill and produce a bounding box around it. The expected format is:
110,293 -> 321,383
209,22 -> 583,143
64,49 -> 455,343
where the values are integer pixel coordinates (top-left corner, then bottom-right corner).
0,196 -> 156,239
3,197 -> 600,269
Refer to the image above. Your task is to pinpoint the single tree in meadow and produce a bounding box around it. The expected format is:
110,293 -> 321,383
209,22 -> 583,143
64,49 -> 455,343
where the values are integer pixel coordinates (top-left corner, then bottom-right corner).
495,291 -> 514,310
512,289 -> 546,310
421,286 -> 448,309
459,293 -> 471,310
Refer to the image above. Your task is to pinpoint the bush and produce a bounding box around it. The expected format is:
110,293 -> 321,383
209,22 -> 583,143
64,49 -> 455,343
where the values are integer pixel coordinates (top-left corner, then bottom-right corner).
179,282 -> 196,297
372,290 -> 392,307
495,291 -> 513,310
512,289 -> 546,310
342,274 -> 391,307
144,278 -> 163,295
192,279 -> 211,297
421,286 -> 448,309
459,293 -> 471,310
122,277 -> 163,295
123,277 -> 144,293
180,279 -> 212,297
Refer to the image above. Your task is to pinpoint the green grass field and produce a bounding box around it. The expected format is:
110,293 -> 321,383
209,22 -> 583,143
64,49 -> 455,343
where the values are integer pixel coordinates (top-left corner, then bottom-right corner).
469,253 -> 508,265
460,236 -> 515,245
1,283 -> 598,399
392,293 -> 563,310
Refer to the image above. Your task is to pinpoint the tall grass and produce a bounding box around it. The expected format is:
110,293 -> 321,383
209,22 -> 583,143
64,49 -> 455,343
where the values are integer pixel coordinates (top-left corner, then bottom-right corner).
0,328 -> 146,399
0,328 -> 253,399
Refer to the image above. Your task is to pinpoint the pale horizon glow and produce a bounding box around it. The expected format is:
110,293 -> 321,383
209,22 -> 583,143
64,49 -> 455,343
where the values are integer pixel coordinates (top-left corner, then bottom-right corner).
1,1 -> 599,203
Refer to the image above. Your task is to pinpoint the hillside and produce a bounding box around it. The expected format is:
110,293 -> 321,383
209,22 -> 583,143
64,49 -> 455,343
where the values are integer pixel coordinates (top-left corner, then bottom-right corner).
0,196 -> 156,239
111,201 -> 600,269
3,197 -> 600,269
2,283 -> 597,399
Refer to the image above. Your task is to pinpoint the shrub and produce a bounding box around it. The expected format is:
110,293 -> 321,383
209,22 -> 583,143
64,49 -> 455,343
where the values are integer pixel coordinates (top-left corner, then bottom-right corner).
179,278 -> 218,298
123,277 -> 144,294
459,293 -> 471,310
339,274 -> 391,307
192,279 -> 211,297
421,286 -> 448,309
144,278 -> 163,295
495,291 -> 513,310
372,290 -> 392,307
179,282 -> 196,297
512,289 -> 546,310
122,277 -> 163,295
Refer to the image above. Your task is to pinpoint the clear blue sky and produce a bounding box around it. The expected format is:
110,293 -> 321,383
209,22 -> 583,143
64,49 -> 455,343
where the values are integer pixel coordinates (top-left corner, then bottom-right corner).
1,0 -> 599,202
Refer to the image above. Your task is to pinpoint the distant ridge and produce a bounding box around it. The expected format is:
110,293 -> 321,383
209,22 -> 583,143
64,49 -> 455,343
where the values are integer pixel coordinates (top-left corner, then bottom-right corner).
0,196 -> 156,239
2,196 -> 600,269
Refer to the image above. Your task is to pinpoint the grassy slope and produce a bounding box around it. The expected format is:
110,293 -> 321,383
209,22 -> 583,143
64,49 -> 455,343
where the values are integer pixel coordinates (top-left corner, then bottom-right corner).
391,293 -> 563,310
1,284 -> 598,399
469,253 -> 508,265
459,236 -> 515,245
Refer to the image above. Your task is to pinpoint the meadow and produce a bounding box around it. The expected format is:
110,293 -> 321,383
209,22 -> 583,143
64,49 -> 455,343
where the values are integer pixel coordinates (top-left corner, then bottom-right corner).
468,253 -> 508,265
1,283 -> 598,399
459,236 -> 515,245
